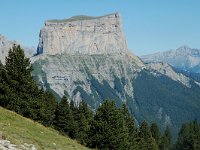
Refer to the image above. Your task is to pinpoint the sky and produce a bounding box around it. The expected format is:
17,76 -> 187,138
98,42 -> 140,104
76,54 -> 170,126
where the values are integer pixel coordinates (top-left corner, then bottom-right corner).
0,0 -> 200,56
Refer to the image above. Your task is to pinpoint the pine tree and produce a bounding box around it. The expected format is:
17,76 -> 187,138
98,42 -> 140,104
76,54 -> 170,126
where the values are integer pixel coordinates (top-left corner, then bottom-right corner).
151,123 -> 161,145
121,103 -> 137,149
54,96 -> 75,136
40,91 -> 57,126
69,100 -> 79,138
5,44 -> 37,95
89,100 -> 129,149
160,126 -> 172,150
5,44 -> 40,117
136,121 -> 159,150
77,101 -> 93,145
0,61 -> 11,107
176,120 -> 200,150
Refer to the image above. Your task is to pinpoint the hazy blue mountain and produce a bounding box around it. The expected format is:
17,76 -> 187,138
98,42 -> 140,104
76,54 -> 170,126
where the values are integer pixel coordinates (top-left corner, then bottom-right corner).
141,45 -> 200,73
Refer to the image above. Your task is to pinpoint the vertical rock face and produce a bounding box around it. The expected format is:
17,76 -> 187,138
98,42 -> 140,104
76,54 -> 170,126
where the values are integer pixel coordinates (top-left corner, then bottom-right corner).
37,13 -> 128,55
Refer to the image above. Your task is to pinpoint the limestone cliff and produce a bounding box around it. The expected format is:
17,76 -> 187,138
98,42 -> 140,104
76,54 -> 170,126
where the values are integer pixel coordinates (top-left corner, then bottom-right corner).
33,13 -> 200,137
37,13 -> 127,55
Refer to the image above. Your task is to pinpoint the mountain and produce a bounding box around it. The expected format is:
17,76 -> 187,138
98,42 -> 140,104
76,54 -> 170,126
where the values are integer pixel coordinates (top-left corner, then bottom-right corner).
141,45 -> 200,73
31,13 -> 200,137
0,34 -> 35,64
36,13 -> 127,55
0,107 -> 89,150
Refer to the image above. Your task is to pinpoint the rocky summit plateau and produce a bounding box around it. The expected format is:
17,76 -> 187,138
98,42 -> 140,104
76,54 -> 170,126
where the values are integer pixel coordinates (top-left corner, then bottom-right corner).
37,13 -> 127,55
31,12 -> 200,137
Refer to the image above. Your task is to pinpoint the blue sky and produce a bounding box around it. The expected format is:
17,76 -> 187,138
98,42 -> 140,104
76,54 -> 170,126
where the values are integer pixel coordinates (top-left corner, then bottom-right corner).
0,0 -> 200,56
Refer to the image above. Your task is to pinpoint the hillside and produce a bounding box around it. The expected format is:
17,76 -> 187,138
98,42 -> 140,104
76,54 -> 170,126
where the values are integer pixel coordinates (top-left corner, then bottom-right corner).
0,107 -> 89,150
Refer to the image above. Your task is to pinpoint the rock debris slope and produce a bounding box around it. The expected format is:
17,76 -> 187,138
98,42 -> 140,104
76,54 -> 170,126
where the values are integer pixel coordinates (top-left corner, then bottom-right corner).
32,13 -> 200,136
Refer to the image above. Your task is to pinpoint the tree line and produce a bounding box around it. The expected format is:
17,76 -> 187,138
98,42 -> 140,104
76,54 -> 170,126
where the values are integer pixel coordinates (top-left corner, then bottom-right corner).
0,45 -> 200,150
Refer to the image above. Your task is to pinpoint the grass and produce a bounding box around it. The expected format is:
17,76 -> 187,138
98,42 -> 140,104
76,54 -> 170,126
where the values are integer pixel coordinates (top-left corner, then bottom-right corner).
47,13 -> 116,23
0,107 -> 90,150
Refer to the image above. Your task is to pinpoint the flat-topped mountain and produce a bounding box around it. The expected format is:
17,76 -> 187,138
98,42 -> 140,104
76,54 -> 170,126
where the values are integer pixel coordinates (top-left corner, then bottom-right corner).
32,13 -> 200,138
37,13 -> 128,55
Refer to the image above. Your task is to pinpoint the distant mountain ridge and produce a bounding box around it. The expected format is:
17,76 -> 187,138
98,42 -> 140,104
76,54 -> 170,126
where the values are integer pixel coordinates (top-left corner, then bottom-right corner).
141,45 -> 200,73
0,34 -> 36,64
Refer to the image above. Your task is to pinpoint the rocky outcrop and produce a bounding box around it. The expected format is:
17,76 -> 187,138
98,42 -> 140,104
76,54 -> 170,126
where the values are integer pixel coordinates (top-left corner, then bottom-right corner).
37,13 -> 128,55
33,53 -> 145,105
146,62 -> 191,88
0,140 -> 36,150
0,34 -> 36,64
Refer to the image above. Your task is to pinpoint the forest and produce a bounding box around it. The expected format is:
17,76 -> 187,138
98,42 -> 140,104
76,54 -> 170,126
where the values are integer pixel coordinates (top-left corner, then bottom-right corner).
0,45 -> 200,150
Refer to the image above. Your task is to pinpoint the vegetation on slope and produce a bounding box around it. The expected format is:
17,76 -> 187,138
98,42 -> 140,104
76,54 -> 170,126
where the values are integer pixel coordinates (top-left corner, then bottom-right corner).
0,106 -> 89,150
1,44 -> 200,149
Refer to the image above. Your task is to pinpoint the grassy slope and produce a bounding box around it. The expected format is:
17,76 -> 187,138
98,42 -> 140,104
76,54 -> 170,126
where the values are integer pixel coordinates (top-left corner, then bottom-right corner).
0,107 -> 89,150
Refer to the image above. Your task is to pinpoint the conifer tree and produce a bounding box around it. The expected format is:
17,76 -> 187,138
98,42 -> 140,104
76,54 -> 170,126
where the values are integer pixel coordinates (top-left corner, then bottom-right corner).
121,103 -> 137,148
5,44 -> 37,95
160,126 -> 172,150
40,91 -> 57,126
77,101 -> 93,145
176,120 -> 200,150
69,100 -> 79,138
89,100 -> 129,149
136,121 -> 159,150
54,96 -> 75,136
0,61 -> 10,107
151,123 -> 161,145
4,44 -> 40,117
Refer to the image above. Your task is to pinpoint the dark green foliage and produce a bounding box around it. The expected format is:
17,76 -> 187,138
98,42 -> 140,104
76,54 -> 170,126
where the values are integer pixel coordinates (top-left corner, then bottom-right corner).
136,121 -> 159,150
114,76 -> 124,95
68,100 -> 79,138
90,76 -> 123,107
1,45 -> 43,118
40,91 -> 57,126
1,45 -> 200,149
176,120 -> 200,150
121,103 -> 137,148
54,96 -> 75,136
151,123 -> 161,145
0,61 -> 10,107
76,101 -> 93,145
160,126 -> 172,150
5,44 -> 37,96
133,70 -> 200,137
73,86 -> 98,108
89,100 -> 129,149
